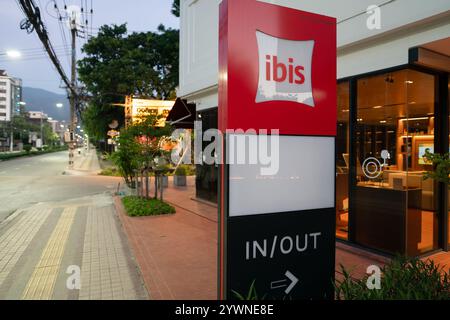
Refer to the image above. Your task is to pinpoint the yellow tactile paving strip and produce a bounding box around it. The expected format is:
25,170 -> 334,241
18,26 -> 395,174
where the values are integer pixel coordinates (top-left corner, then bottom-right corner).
0,208 -> 52,287
21,207 -> 76,300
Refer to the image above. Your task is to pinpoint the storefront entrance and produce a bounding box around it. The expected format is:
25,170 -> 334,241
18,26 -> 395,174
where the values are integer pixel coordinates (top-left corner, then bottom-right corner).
336,62 -> 449,257
195,107 -> 219,203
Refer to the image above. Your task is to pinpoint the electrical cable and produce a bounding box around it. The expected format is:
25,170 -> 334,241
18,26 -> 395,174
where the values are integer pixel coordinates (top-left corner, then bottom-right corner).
17,0 -> 75,95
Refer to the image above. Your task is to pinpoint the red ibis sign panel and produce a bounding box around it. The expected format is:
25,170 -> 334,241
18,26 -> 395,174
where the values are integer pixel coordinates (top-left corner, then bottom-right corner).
219,0 -> 336,135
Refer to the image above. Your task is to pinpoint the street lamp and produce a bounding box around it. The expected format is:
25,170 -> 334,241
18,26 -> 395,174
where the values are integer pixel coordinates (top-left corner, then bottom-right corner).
56,103 -> 63,108
2,50 -> 22,58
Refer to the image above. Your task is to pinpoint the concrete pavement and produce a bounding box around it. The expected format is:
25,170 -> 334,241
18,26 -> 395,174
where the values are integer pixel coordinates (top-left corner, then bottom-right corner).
0,149 -> 148,300
0,151 -> 118,222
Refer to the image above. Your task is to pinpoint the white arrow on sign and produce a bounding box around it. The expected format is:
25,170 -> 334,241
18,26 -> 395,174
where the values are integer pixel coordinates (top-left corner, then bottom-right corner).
270,270 -> 299,295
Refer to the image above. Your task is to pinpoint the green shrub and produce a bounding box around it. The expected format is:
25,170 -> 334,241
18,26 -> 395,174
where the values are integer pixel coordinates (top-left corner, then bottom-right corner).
0,146 -> 68,161
232,280 -> 265,300
335,256 -> 450,300
423,150 -> 450,184
122,196 -> 176,217
23,144 -> 32,153
99,167 -> 121,177
186,165 -> 196,176
174,165 -> 187,176
0,152 -> 26,160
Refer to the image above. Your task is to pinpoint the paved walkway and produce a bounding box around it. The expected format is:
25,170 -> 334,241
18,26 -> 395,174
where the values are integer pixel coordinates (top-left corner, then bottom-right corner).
116,179 -> 217,300
0,194 -> 147,300
116,176 -> 450,300
0,148 -> 147,300
64,148 -> 101,176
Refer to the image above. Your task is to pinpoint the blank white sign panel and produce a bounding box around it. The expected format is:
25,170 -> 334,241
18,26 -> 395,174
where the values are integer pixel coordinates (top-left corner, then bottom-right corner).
228,135 -> 335,217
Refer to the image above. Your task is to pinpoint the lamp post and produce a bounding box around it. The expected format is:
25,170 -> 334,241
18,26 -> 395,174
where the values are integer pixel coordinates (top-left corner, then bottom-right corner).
0,50 -> 22,59
40,108 -> 44,148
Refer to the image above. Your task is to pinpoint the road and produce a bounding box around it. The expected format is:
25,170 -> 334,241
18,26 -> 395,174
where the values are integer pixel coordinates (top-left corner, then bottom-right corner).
0,151 -> 119,221
0,150 -> 148,300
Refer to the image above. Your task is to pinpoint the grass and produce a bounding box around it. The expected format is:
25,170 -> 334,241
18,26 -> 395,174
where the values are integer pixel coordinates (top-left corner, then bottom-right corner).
122,196 -> 176,217
98,166 -> 122,177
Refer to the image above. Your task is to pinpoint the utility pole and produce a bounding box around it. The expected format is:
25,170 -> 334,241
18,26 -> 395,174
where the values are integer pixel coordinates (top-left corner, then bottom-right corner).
9,120 -> 13,152
40,108 -> 44,147
68,17 -> 77,169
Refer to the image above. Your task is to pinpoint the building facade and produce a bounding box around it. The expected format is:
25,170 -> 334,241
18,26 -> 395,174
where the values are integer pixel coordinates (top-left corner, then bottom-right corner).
0,70 -> 22,122
179,0 -> 450,256
47,119 -> 67,145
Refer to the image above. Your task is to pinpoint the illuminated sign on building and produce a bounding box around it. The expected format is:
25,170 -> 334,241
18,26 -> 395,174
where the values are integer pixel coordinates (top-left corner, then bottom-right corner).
131,99 -> 175,127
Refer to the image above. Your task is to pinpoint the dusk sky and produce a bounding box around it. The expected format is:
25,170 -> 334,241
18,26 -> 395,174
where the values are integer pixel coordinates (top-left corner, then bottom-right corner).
0,0 -> 179,94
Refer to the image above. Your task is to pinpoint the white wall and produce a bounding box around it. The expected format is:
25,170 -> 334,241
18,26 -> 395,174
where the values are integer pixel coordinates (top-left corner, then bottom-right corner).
179,0 -> 450,109
178,0 -> 221,100
338,17 -> 450,78
260,0 -> 450,48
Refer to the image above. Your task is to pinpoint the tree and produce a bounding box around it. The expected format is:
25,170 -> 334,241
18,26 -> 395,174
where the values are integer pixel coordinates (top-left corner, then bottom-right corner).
112,112 -> 173,186
78,23 -> 179,141
172,0 -> 180,17
42,123 -> 60,147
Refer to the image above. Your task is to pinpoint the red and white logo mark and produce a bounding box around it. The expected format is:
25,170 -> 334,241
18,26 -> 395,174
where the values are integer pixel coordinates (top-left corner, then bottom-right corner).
256,31 -> 315,107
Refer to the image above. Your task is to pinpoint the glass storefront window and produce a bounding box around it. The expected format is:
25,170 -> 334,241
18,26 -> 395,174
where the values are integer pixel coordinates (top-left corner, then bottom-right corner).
336,81 -> 349,240
353,69 -> 438,256
196,108 -> 219,203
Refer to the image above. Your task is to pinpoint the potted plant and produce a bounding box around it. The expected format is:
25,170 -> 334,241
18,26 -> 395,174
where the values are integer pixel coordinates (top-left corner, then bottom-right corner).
161,167 -> 170,188
153,158 -> 171,188
174,165 -> 187,186
423,149 -> 450,185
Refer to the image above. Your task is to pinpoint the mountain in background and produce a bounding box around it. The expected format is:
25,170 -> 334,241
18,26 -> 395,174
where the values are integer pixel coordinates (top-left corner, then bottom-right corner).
22,87 -> 70,121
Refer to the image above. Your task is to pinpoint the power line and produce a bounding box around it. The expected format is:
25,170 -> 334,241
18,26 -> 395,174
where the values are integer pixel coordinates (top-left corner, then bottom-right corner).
0,53 -> 71,63
89,0 -> 93,41
0,45 -> 68,54
17,0 -> 75,95
52,0 -> 72,68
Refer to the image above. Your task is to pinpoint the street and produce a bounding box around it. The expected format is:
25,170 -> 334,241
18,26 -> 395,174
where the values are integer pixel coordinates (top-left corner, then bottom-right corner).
0,151 -> 148,300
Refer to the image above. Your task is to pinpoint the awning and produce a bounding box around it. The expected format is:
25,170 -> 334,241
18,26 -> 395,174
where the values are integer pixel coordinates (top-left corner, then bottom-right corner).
166,98 -> 196,129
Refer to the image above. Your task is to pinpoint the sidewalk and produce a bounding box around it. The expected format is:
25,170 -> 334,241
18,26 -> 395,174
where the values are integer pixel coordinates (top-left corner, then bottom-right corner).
0,193 -> 148,300
114,176 -> 414,300
115,177 -> 217,299
63,148 -> 101,176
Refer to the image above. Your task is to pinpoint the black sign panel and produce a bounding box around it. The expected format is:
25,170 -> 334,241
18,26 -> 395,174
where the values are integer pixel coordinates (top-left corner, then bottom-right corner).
226,209 -> 335,300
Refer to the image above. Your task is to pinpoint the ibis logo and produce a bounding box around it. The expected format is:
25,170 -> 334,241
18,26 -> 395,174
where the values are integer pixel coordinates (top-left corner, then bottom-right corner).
256,31 -> 315,107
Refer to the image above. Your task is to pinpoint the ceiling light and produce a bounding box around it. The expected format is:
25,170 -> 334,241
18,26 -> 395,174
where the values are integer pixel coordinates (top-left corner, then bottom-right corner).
380,120 -> 387,124
400,117 -> 429,121
373,106 -> 382,109
405,80 -> 414,84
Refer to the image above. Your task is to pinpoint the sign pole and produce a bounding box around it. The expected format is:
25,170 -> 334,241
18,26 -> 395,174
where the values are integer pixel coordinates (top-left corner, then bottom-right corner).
218,0 -> 337,300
